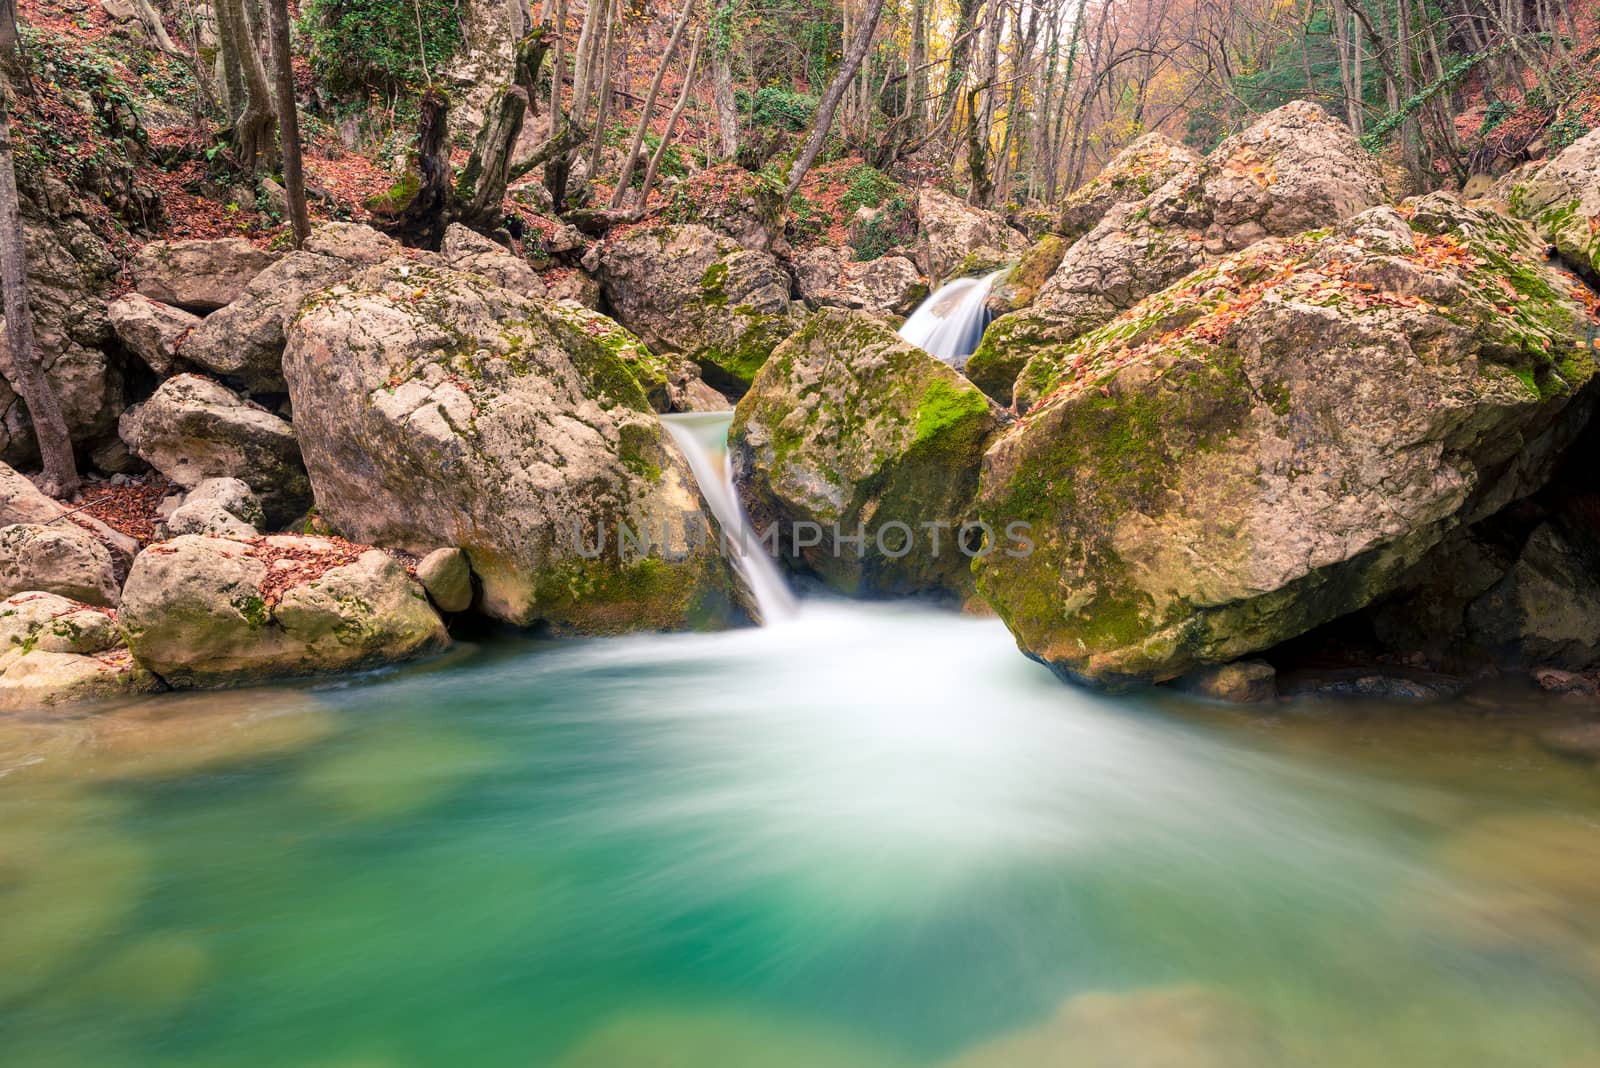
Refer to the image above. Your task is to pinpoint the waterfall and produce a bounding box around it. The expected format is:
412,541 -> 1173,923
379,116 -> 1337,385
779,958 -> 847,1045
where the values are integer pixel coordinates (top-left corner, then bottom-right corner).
662,412 -> 798,625
898,269 -> 1008,367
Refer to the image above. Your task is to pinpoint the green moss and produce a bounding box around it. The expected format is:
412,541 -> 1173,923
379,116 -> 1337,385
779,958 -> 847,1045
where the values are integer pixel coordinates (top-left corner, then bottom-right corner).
914,377 -> 990,447
235,595 -> 270,629
699,261 -> 730,307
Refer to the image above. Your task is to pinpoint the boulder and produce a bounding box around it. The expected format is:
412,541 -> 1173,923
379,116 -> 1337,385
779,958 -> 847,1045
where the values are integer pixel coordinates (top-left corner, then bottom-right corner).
118,535 -> 448,687
0,591 -> 121,654
976,103 -> 1387,394
1058,132 -> 1202,240
282,262 -> 742,631
131,238 -> 278,312
662,164 -> 787,252
117,374 -> 311,525
1178,660 -> 1277,703
732,308 -> 1007,598
542,299 -> 673,411
974,195 -> 1596,687
440,223 -> 547,296
0,523 -> 121,606
180,253 -> 353,389
912,187 -> 1028,284
303,222 -> 401,265
161,477 -> 263,539
1466,520 -> 1600,669
665,361 -> 730,413
793,247 -> 927,316
0,461 -> 138,567
596,224 -> 800,393
0,648 -> 161,710
106,293 -> 199,377
983,233 -> 1067,318
416,546 -> 472,612
1505,126 -> 1600,279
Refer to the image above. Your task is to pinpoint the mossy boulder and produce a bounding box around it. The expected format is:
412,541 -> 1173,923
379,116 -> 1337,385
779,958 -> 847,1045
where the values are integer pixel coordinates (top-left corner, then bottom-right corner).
283,261 -> 743,632
731,308 -> 1008,599
1057,132 -> 1201,241
0,592 -> 158,709
984,233 -> 1068,318
1505,126 -> 1600,281
975,194 -> 1596,687
119,535 -> 448,688
596,224 -> 801,394
914,187 -> 1028,284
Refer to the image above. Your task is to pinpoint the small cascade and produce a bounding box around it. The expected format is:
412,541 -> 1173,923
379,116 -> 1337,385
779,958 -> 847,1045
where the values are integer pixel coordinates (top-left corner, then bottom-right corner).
898,268 -> 1008,367
662,411 -> 798,625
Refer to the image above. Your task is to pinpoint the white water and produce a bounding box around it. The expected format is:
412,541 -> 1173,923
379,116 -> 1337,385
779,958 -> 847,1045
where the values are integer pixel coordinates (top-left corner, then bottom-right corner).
662,411 -> 798,625
898,269 -> 1008,366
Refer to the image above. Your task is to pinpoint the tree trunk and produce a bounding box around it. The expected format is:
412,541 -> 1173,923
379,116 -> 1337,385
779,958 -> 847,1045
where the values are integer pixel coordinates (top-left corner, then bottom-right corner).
712,6 -> 739,161
636,27 -> 703,211
612,0 -> 696,208
785,0 -> 886,196
0,77 -> 77,496
213,0 -> 245,121
223,0 -> 277,172
585,0 -> 619,176
265,0 -> 309,247
371,88 -> 453,247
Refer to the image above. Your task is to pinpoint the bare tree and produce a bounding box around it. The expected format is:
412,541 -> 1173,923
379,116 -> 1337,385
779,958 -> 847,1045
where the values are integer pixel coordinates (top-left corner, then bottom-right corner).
612,0 -> 697,208
636,28 -> 704,210
785,0 -> 887,196
265,0 -> 309,247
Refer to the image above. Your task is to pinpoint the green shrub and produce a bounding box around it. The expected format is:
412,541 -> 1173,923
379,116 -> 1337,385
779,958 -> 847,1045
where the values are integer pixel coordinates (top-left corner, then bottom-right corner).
751,87 -> 817,131
299,0 -> 463,95
1549,115 -> 1591,152
850,192 -> 914,261
838,164 -> 896,214
1479,99 -> 1513,134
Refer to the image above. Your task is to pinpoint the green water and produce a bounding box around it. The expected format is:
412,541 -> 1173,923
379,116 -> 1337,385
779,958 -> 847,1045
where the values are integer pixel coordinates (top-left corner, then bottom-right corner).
4,601 -> 1600,1066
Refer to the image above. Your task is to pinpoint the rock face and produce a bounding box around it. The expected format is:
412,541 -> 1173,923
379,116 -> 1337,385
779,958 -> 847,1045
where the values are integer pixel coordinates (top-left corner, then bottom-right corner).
131,238 -> 278,311
440,224 -> 547,296
975,102 -> 1387,402
983,234 -> 1067,318
0,523 -> 121,606
913,187 -> 1029,283
107,293 -> 199,377
119,535 -> 448,687
974,195 -> 1596,687
596,224 -> 800,393
1057,132 -> 1202,240
1506,126 -> 1600,280
732,309 -> 1007,598
304,222 -> 401,265
1466,520 -> 1600,669
283,262 -> 743,631
118,374 -> 310,525
793,248 -> 926,316
181,253 -> 353,389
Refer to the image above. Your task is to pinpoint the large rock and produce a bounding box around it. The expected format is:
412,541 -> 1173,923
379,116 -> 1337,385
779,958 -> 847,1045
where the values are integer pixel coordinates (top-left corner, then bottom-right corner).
0,461 -> 138,567
732,308 -> 1007,598
975,102 -> 1387,397
119,535 -> 448,687
161,477 -> 263,539
118,374 -> 311,525
793,247 -> 926,316
107,293 -> 199,377
974,195 -> 1596,687
0,591 -> 121,654
180,253 -> 353,389
1058,132 -> 1202,240
1466,519 -> 1600,669
1505,126 -> 1600,280
912,187 -> 1029,284
0,523 -> 121,606
0,647 -> 161,710
283,262 -> 743,631
440,223 -> 547,296
596,224 -> 801,393
131,237 -> 278,311
303,221 -> 400,265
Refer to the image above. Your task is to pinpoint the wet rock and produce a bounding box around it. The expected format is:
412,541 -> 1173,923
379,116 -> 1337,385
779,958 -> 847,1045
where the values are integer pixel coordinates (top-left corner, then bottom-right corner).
793,247 -> 927,316
119,534 -> 448,687
983,233 -> 1067,316
975,195 -> 1594,686
1278,668 -> 1465,702
665,361 -> 731,413
283,261 -> 741,631
118,374 -> 311,526
1179,660 -> 1277,703
131,237 -> 278,312
0,523 -> 121,606
733,308 -> 1007,599
441,223 -> 547,296
106,293 -> 199,377
913,187 -> 1028,284
1532,666 -> 1599,698
416,546 -> 472,613
1058,132 -> 1203,240
596,224 -> 801,393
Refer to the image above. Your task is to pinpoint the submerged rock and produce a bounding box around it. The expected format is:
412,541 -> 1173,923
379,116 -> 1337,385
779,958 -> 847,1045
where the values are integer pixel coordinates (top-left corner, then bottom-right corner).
732,309 -> 1007,599
119,534 -> 448,687
1179,660 -> 1277,703
597,224 -> 801,393
283,262 -> 742,631
975,195 -> 1595,687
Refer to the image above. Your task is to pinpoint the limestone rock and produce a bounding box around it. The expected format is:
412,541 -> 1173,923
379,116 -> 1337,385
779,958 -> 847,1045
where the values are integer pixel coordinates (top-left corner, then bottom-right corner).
107,293 -> 199,377
665,361 -> 730,413
181,253 -> 353,389
793,247 -> 927,316
1467,520 -> 1600,669
131,238 -> 278,312
0,591 -> 121,654
416,546 -> 472,613
912,187 -> 1028,284
1505,126 -> 1600,279
118,535 -> 448,687
118,374 -> 310,525
1179,660 -> 1277,703
304,221 -> 401,265
0,523 -> 121,606
983,233 -> 1067,317
0,648 -> 161,711
440,223 -> 547,296
975,195 -> 1595,687
0,461 -> 138,568
732,308 -> 1007,598
596,224 -> 800,393
282,262 -> 742,631
1058,132 -> 1202,240
162,477 -> 264,539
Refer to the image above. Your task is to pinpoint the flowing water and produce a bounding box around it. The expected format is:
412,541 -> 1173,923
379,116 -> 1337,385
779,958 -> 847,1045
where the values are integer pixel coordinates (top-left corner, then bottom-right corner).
897,271 -> 1007,366
5,598 -> 1600,1066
